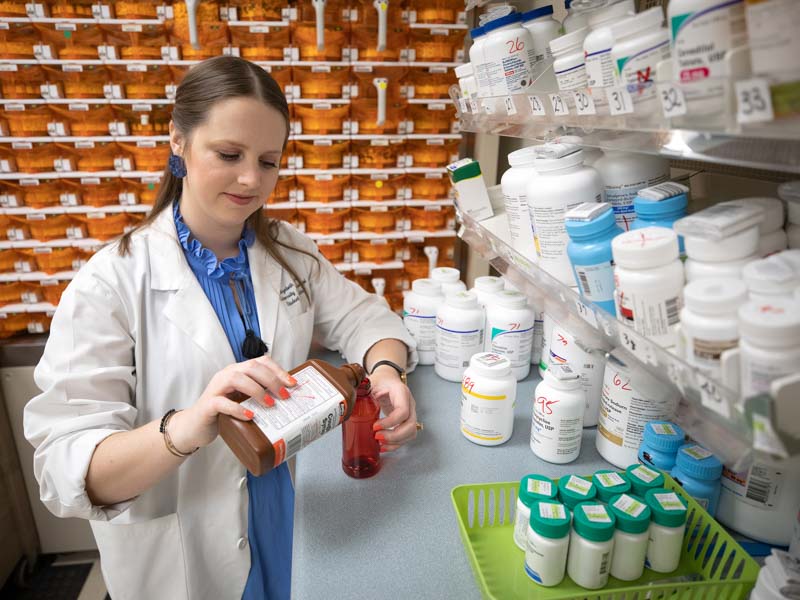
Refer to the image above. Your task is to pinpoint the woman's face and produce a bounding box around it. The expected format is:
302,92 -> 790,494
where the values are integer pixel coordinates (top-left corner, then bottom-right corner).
170,96 -> 287,230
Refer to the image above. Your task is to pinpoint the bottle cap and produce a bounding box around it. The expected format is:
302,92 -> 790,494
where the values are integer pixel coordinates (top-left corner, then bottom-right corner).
683,278 -> 747,316
743,257 -> 799,297
721,197 -> 785,234
642,421 -> 686,454
522,5 -> 554,22
610,6 -> 664,41
482,12 -> 522,33
645,488 -> 688,527
507,146 -> 539,168
473,275 -> 504,293
468,352 -> 512,378
533,147 -> 585,173
612,226 -> 679,269
634,182 -> 689,218
778,181 -> 800,225
518,474 -> 557,507
776,249 -> 800,274
469,26 -> 485,39
587,0 -> 634,28
445,290 -> 479,309
549,27 -> 588,55
543,364 -> 582,390
411,278 -> 443,297
592,470 -> 631,503
454,63 -> 474,78
674,443 -> 723,481
558,475 -> 597,509
674,203 -> 764,242
608,493 -> 652,534
430,266 -> 460,283
572,502 -> 616,542
529,501 -> 571,539
565,202 -> 617,239
738,298 -> 800,348
493,289 -> 528,309
626,464 -> 665,496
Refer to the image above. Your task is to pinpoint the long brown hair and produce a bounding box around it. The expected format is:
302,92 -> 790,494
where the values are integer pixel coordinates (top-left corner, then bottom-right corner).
118,55 -> 317,293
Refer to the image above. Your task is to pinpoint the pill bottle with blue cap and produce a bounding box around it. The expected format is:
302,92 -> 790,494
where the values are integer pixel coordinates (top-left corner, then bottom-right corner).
644,488 -> 688,573
608,493 -> 652,581
592,469 -> 631,503
670,443 -> 723,516
567,501 -> 617,589
513,474 -> 557,550
638,420 -> 685,471
632,182 -> 689,256
565,201 -> 623,316
525,500 -> 571,586
626,463 -> 665,497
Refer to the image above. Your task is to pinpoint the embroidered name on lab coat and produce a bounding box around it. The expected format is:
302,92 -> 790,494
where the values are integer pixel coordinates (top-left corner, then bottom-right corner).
280,279 -> 308,309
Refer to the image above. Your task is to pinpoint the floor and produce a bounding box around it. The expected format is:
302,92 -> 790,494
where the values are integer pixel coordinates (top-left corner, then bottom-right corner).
0,552 -> 108,600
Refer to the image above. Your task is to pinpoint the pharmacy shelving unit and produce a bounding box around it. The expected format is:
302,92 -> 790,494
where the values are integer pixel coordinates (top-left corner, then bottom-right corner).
452,71 -> 800,467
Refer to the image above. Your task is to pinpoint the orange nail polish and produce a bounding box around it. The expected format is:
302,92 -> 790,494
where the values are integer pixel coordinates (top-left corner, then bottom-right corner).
279,387 -> 291,400
244,409 -> 255,419
287,376 -> 298,386
263,394 -> 275,407
375,433 -> 386,442
379,447 -> 389,453
372,423 -> 382,432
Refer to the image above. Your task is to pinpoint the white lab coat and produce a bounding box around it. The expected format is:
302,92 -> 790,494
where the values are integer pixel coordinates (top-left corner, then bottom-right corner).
23,207 -> 417,600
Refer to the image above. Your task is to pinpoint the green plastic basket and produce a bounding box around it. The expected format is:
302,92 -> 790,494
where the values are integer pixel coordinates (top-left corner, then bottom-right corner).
451,474 -> 759,600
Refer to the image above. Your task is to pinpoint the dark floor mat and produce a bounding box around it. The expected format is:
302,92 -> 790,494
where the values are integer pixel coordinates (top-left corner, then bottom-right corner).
0,556 -> 93,600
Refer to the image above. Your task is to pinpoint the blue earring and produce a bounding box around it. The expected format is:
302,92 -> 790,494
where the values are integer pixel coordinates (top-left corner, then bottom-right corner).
168,153 -> 187,178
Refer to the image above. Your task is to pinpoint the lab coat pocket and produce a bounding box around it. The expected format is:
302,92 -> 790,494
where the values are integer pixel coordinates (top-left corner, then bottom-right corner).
91,512 -> 188,600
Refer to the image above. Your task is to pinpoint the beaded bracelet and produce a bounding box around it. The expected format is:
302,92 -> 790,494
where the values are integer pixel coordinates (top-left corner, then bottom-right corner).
159,409 -> 199,458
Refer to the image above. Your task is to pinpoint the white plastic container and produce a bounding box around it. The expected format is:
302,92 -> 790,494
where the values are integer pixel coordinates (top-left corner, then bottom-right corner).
562,0 -> 606,34
746,0 -> 800,82
530,365 -> 585,464
567,502 -> 616,590
684,254 -> 758,282
521,5 -> 562,71
779,181 -> 800,249
552,135 -> 604,165
668,0 -> 747,114
515,474 -> 557,550
593,150 -> 670,231
721,197 -> 787,257
550,27 -> 590,92
538,312 -> 557,376
644,489 -> 688,573
612,227 -> 684,347
434,290 -> 485,382
525,501 -> 571,587
584,0 -> 635,91
610,7 -> 671,104
596,352 -> 679,469
486,290 -> 534,380
608,493 -> 652,581
472,276 -> 504,307
469,26 -> 491,99
403,278 -> 445,365
680,278 -> 747,380
460,352 -> 516,446
527,145 -> 604,285
455,62 -> 478,107
483,13 -> 536,95
743,257 -> 800,303
502,147 -> 539,264
431,266 -> 466,297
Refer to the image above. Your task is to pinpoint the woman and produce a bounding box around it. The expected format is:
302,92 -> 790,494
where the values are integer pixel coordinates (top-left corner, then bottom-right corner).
23,56 -> 418,600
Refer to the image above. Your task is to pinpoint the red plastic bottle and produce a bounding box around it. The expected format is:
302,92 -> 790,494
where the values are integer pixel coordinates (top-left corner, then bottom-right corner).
341,377 -> 381,478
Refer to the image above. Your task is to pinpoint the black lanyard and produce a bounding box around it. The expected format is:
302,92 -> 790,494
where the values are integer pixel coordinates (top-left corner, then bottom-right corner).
230,276 -> 269,360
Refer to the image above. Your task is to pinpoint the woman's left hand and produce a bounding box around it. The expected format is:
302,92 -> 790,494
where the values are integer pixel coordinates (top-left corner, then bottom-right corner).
368,368 -> 418,453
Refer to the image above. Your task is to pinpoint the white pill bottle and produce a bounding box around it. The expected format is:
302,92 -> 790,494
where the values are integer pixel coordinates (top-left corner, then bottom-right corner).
460,352 -> 516,446
485,290 -> 535,380
403,278 -> 445,365
530,364 -> 585,464
435,290 -> 484,382
501,147 -> 539,264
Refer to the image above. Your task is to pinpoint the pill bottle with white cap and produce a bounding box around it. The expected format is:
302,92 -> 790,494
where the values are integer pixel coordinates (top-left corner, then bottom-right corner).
434,290 -> 484,382
778,181 -> 800,248
403,278 -> 444,365
460,352 -> 516,446
612,226 -> 684,348
468,26 -> 491,100
531,364 -> 585,464
501,147 -> 539,264
472,275 -> 503,308
454,62 -> 478,109
584,0 -> 635,92
550,27 -> 590,92
521,5 -> 561,72
431,266 -> 466,297
742,257 -> 800,303
486,290 -> 534,380
721,197 -> 787,257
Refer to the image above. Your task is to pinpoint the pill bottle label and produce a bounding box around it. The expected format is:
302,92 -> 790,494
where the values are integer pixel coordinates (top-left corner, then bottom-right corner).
555,63 -> 588,91
529,479 -> 553,496
682,445 -> 712,460
490,325 -> 534,368
746,0 -> 800,80
532,200 -> 596,263
616,288 -> 681,341
596,471 -> 625,488
690,336 -> 738,373
565,475 -> 592,496
574,261 -> 615,303
598,552 -> 611,575
652,423 -> 677,436
606,172 -> 670,231
583,504 -> 612,523
616,40 -> 671,101
532,395 -> 583,457
721,463 -> 783,510
614,494 -> 646,517
586,48 -> 616,89
539,502 -> 566,519
403,311 -> 436,352
436,323 -> 483,369
632,465 -> 660,483
503,190 -> 536,250
460,385 -> 509,443
741,354 -> 795,398
485,51 -> 532,94
653,492 -> 686,512
670,0 -> 746,101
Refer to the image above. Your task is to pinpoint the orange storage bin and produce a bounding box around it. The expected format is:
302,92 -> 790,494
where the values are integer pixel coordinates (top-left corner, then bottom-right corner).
406,235 -> 456,264
228,0 -> 284,21
4,107 -> 57,137
180,44 -> 226,61
108,64 -> 175,99
408,172 -> 451,199
0,2 -> 30,17
25,313 -> 54,334
409,103 -> 456,134
296,0 -> 349,24
353,174 -> 405,201
407,205 -> 454,230
115,1 -> 160,19
351,99 -> 406,135
352,206 -> 404,233
83,212 -> 142,240
351,138 -> 404,169
352,0 -> 404,27
50,104 -> 115,137
0,281 -> 36,306
119,178 -> 158,205
0,182 -> 23,208
103,24 -> 170,60
264,207 -> 298,227
294,140 -> 350,169
0,147 -> 17,173
0,64 -> 44,99
114,105 -> 171,136
3,216 -> 29,241
352,238 -> 402,263
81,178 -> 122,206
49,1 -> 96,18
409,28 -> 465,62
0,24 -> 38,58
316,239 -> 351,263
25,215 -> 85,241
351,267 -> 407,293
34,23 -> 104,60
0,250 -> 33,274
230,27 -> 289,61
404,67 -> 457,99
41,64 -> 108,99
300,207 -> 350,234
406,138 -> 459,167
0,313 -> 34,338
292,24 -> 349,61
352,67 -> 407,100
269,175 -> 294,204
350,28 -> 407,62
404,260 -> 430,281
293,66 -> 351,99
408,0 -> 463,24
13,143 -> 78,174
23,180 -> 81,209
265,65 -> 292,96
29,246 -> 87,273
172,20 -> 229,46
173,0 -> 221,27
296,174 -> 350,202
294,104 -> 349,135
39,280 -> 69,304
73,141 -> 124,172
116,142 -> 170,173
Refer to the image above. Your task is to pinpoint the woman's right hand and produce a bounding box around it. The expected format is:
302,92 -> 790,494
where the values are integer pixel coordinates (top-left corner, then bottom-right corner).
169,355 -> 297,453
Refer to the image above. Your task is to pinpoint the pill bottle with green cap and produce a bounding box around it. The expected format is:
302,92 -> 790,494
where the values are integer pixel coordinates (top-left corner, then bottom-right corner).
525,500 -> 571,587
644,488 -> 688,573
638,420 -> 685,471
626,464 -> 665,497
593,469 -> 631,503
608,493 -> 652,581
514,474 -> 557,550
558,474 -> 597,509
670,443 -> 723,516
567,502 -> 617,589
